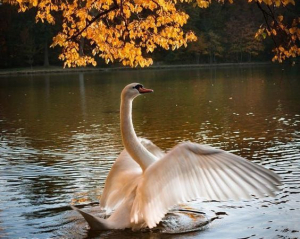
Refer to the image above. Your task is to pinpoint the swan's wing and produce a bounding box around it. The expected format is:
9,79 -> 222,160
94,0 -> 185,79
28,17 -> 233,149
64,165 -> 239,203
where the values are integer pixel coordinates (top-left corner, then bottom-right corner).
131,142 -> 281,228
139,137 -> 165,159
100,149 -> 142,211
100,138 -> 164,211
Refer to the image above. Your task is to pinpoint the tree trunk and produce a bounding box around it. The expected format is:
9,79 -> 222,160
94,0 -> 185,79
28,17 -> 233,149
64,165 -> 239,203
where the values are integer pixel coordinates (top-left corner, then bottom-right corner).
79,37 -> 85,56
196,53 -> 200,64
44,40 -> 50,67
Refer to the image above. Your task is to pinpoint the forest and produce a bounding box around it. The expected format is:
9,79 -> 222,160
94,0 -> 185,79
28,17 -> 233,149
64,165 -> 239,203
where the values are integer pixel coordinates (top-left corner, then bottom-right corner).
0,0 -> 299,68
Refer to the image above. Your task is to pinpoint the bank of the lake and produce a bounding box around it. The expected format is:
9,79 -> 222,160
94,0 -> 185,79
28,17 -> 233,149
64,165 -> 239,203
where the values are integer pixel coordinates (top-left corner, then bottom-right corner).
0,62 -> 279,76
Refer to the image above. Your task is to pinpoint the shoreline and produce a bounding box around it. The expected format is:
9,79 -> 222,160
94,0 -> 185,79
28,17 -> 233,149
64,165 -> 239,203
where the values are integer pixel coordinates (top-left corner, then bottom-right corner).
0,62 -> 279,76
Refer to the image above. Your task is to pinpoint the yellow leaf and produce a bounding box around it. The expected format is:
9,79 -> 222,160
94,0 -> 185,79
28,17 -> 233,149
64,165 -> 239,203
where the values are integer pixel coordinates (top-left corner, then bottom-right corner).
277,15 -> 283,22
289,27 -> 296,34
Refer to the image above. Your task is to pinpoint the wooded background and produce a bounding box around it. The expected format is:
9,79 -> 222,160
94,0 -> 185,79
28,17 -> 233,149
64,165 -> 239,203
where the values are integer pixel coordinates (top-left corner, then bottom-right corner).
0,0 -> 299,68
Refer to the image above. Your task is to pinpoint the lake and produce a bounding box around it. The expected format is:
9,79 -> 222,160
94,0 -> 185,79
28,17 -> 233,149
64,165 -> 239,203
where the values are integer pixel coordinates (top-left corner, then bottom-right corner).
0,65 -> 300,239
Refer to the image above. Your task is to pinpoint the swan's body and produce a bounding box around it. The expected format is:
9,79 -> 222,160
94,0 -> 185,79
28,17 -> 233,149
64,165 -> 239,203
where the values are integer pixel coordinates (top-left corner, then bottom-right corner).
72,83 -> 281,230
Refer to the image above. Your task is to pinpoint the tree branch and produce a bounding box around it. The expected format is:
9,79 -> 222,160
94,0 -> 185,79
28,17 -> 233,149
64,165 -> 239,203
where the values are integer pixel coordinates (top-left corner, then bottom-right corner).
256,1 -> 278,48
67,3 -> 119,41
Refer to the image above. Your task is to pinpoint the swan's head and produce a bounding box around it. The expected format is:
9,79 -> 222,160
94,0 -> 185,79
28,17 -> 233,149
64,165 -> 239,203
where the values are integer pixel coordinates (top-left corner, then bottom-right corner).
121,83 -> 153,100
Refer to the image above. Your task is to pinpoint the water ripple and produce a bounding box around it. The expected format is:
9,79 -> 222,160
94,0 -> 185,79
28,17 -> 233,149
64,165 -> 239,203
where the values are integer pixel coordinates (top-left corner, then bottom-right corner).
1,66 -> 300,238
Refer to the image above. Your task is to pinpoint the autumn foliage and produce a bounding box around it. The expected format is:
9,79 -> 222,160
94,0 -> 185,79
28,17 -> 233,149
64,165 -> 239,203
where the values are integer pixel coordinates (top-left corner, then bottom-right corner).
253,0 -> 300,63
2,0 -> 299,67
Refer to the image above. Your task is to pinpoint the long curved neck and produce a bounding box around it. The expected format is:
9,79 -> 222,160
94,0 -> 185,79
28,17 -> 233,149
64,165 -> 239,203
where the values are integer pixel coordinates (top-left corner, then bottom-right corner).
120,95 -> 157,171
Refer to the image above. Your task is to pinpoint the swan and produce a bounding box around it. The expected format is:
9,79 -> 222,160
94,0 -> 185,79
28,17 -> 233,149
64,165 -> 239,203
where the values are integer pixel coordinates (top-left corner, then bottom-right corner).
72,83 -> 281,231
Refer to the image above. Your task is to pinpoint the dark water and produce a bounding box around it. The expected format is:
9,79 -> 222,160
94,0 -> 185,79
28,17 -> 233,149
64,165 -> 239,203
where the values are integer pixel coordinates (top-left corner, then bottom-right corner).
0,65 -> 299,239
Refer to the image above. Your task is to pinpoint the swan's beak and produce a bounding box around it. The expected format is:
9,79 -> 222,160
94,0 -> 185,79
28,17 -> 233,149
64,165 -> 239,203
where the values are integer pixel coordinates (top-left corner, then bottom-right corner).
139,87 -> 153,94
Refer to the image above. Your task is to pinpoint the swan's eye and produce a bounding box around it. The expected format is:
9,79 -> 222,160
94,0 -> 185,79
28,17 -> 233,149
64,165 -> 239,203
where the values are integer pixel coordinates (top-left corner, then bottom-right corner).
133,84 -> 143,90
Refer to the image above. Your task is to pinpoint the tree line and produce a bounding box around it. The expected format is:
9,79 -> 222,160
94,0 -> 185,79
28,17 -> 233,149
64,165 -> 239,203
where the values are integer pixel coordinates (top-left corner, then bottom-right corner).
0,0 -> 298,68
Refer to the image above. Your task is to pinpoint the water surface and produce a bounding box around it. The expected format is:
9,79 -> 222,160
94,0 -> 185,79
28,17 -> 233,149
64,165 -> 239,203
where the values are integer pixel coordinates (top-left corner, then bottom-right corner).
0,65 -> 300,238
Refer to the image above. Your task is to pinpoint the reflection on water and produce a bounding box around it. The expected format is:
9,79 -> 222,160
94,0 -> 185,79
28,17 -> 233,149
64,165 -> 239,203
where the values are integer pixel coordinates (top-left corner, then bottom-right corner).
0,65 -> 300,238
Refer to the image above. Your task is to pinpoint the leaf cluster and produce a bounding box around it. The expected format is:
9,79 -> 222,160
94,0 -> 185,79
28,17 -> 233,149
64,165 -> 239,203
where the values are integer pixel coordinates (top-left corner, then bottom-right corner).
2,0 -> 299,67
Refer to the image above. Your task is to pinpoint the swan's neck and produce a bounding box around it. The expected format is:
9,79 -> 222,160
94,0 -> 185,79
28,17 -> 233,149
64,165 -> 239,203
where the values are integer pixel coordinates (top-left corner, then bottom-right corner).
120,96 -> 157,171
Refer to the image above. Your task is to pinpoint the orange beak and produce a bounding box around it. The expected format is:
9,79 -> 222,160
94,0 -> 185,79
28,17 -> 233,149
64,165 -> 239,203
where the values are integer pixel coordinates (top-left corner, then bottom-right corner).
139,87 -> 153,94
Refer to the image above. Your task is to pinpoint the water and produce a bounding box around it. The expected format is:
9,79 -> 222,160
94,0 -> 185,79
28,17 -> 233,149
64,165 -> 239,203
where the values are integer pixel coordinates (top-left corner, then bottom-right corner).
0,65 -> 299,238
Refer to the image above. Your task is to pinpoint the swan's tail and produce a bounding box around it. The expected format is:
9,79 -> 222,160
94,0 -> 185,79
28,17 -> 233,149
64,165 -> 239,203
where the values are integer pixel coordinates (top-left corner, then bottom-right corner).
71,205 -> 111,230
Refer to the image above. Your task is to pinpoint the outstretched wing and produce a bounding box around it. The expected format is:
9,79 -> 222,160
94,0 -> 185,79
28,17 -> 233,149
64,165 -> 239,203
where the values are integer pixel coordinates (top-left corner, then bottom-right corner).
100,149 -> 142,212
100,138 -> 165,211
130,142 -> 281,228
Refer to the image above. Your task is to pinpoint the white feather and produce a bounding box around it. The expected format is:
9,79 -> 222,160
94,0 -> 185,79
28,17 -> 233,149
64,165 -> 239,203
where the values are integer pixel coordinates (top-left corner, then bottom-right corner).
131,142 -> 280,228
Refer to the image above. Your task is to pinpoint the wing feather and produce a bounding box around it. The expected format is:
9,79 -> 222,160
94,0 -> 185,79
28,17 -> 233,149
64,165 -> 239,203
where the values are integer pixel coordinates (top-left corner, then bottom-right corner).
100,138 -> 164,211
131,142 -> 281,228
100,149 -> 142,211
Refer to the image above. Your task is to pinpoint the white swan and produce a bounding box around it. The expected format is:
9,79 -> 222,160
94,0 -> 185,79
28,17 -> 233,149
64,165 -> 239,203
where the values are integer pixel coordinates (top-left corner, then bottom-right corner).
72,83 -> 281,230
